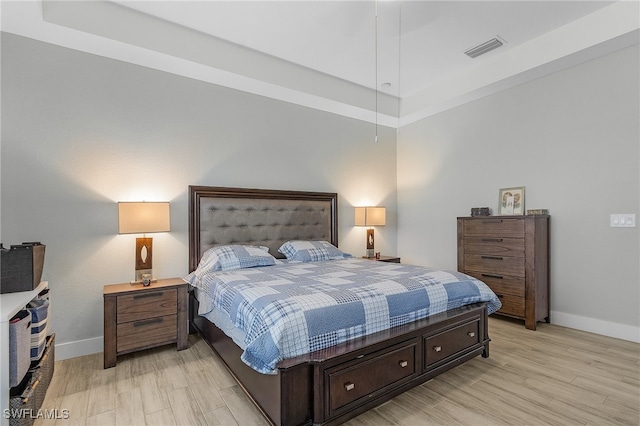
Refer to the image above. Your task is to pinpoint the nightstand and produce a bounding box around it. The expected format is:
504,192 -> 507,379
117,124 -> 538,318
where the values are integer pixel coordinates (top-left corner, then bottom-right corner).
362,256 -> 401,263
103,277 -> 188,368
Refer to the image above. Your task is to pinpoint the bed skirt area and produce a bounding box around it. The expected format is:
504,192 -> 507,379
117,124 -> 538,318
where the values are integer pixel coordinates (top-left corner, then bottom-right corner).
189,291 -> 490,426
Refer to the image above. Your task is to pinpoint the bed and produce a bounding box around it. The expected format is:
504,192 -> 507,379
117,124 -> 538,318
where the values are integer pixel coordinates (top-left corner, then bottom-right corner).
187,185 -> 500,426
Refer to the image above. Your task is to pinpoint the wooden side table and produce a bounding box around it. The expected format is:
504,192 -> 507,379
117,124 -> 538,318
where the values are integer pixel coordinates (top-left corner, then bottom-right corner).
103,277 -> 188,368
362,255 -> 401,263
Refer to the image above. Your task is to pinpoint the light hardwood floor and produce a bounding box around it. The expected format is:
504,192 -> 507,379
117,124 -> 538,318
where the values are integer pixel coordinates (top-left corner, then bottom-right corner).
34,317 -> 639,426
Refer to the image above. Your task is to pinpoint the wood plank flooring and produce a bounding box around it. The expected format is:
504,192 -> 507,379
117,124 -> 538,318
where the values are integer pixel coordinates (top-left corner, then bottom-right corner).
34,317 -> 639,425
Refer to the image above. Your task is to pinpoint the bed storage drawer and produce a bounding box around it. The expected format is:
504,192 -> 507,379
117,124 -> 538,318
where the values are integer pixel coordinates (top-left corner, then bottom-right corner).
424,319 -> 480,367
326,341 -> 417,416
116,314 -> 177,353
116,289 -> 177,323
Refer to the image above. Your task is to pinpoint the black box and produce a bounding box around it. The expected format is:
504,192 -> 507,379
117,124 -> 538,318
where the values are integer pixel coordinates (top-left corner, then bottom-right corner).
1,243 -> 45,294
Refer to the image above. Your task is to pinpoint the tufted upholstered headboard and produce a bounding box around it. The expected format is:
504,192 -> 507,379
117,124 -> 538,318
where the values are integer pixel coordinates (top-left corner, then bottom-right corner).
188,186 -> 338,272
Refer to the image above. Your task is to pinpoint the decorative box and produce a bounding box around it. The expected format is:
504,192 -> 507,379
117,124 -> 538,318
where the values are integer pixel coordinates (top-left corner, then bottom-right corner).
526,209 -> 549,215
471,207 -> 491,217
1,243 -> 46,294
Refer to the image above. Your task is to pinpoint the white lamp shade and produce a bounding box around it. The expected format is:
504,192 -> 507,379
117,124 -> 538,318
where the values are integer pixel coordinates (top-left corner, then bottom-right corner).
118,202 -> 170,234
354,206 -> 386,226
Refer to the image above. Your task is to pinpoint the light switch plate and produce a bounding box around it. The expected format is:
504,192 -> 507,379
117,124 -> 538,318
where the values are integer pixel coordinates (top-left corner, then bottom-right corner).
610,214 -> 636,227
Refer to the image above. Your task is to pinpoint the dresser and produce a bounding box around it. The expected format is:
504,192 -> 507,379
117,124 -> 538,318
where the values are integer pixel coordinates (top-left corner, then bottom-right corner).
103,277 -> 188,368
457,215 -> 549,330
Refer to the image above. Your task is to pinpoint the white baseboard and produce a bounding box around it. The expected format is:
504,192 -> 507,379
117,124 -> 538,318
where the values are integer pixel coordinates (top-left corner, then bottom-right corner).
55,336 -> 103,361
53,313 -> 639,361
551,310 -> 640,343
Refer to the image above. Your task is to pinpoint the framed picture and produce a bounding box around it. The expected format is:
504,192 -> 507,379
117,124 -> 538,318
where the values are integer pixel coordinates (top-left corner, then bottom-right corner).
498,186 -> 525,215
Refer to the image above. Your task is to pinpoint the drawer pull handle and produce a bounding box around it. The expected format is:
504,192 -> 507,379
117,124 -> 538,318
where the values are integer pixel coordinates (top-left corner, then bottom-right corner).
434,346 -> 442,352
133,318 -> 163,327
133,292 -> 163,299
481,256 -> 503,260
481,238 -> 503,242
399,360 -> 408,368
344,382 -> 355,391
468,332 -> 476,338
481,219 -> 503,223
481,273 -> 504,279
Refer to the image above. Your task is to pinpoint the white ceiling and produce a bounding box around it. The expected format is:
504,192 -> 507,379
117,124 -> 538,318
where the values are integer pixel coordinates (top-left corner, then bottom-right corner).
114,0 -> 614,97
2,1 -> 639,126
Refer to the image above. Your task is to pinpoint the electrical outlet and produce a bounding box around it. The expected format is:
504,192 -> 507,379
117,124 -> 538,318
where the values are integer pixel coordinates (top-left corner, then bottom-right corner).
610,214 -> 636,227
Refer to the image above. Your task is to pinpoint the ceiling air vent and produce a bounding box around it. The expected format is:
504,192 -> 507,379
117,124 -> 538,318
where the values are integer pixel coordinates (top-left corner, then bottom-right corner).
464,36 -> 505,59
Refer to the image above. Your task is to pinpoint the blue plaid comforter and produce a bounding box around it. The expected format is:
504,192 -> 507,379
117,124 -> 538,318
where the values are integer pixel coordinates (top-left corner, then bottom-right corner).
189,258 -> 501,374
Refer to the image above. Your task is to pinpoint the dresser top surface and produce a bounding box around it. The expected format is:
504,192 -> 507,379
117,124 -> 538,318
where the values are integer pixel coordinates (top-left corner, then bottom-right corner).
103,277 -> 186,296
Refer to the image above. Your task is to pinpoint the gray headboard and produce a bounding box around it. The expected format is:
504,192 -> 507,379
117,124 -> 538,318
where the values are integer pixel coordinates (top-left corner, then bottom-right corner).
188,186 -> 338,272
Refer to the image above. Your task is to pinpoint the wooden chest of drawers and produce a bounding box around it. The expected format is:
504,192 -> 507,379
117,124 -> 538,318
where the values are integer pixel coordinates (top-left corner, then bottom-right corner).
103,277 -> 188,368
457,215 -> 549,330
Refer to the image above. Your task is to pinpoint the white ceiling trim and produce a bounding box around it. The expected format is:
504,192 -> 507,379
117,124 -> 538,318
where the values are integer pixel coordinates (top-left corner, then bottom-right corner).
1,1 -> 638,129
401,0 -> 640,126
0,0 -> 399,128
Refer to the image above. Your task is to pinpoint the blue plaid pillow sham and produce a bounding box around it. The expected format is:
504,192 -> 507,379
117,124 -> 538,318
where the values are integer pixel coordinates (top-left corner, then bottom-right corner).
278,240 -> 352,262
188,245 -> 277,278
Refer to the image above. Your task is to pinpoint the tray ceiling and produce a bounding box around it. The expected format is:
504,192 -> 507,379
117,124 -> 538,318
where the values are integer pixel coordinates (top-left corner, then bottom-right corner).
2,1 -> 638,126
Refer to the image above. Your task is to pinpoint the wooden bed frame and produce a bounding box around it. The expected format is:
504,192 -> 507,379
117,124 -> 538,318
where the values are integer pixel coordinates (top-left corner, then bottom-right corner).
188,185 -> 490,426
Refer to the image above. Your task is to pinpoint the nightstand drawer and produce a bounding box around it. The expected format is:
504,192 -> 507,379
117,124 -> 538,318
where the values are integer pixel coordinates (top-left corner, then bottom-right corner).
116,314 -> 177,353
117,289 -> 177,323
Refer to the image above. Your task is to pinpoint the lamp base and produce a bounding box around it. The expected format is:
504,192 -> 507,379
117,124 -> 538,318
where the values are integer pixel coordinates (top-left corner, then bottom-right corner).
134,269 -> 152,281
130,278 -> 158,286
131,269 -> 155,286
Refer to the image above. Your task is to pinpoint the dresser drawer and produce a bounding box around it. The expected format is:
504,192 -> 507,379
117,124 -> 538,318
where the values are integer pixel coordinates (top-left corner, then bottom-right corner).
424,320 -> 480,367
464,254 -> 524,277
117,289 -> 177,323
468,272 -> 525,298
327,342 -> 416,415
494,294 -> 525,318
116,314 -> 177,353
463,218 -> 524,237
463,237 -> 524,257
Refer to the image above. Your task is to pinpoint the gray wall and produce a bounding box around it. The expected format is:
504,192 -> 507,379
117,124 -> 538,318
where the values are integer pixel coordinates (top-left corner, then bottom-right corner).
397,45 -> 639,338
1,34 -> 398,356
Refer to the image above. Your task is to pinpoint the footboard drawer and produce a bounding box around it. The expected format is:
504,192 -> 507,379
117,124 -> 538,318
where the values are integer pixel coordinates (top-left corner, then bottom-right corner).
424,319 -> 480,367
326,341 -> 417,417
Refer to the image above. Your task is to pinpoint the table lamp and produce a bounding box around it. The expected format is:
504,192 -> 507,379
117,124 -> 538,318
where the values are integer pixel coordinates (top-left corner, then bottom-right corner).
354,206 -> 386,258
118,201 -> 170,284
